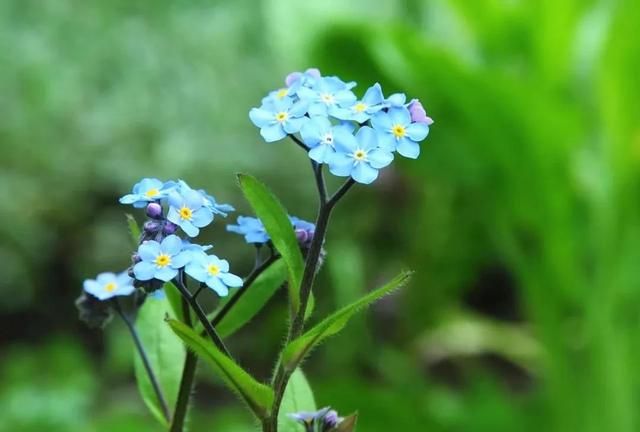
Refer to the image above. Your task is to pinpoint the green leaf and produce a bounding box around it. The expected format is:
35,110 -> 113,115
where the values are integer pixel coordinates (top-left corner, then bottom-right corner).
163,281 -> 185,323
282,271 -> 412,371
217,259 -> 288,337
237,174 -> 305,312
334,412 -> 358,432
125,213 -> 140,247
167,318 -> 274,419
134,296 -> 185,426
278,369 -> 317,432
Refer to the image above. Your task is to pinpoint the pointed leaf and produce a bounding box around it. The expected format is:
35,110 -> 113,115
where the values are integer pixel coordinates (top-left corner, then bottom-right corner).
163,281 -> 185,323
237,174 -> 305,312
216,259 -> 288,337
282,271 -> 412,371
167,318 -> 274,419
125,213 -> 141,247
278,369 -> 317,432
134,296 -> 185,426
334,412 -> 358,432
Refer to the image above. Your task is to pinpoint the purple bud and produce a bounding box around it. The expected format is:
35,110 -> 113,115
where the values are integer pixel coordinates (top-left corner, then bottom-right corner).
322,410 -> 341,430
408,99 -> 434,125
143,221 -> 160,233
163,221 -> 178,234
295,229 -> 310,244
285,72 -> 302,87
146,202 -> 163,219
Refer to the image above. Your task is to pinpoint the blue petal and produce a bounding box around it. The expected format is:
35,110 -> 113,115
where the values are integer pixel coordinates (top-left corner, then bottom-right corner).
96,272 -> 116,285
334,90 -> 357,106
221,273 -> 243,287
183,189 -> 204,210
396,138 -> 421,159
362,83 -> 384,105
386,93 -> 406,106
260,124 -> 287,142
367,149 -> 394,169
155,267 -> 178,282
406,122 -> 429,141
388,107 -> 411,125
355,126 -> 378,151
328,153 -> 354,177
333,131 -> 358,153
246,231 -> 270,243
289,100 -> 309,117
133,262 -> 156,281
191,207 -> 213,228
161,235 -> 182,255
114,284 -> 136,297
83,280 -> 102,298
138,241 -> 161,261
166,207 -> 181,225
377,133 -> 398,152
283,117 -> 306,134
308,103 -> 328,116
249,108 -> 275,128
300,120 -> 323,147
371,112 -> 392,131
351,163 -> 379,184
308,144 -> 335,164
180,220 -> 199,237
216,258 -> 230,272
185,262 -> 207,282
168,191 -> 183,208
206,277 -> 229,296
119,194 -> 139,204
170,251 -> 191,269
116,271 -> 134,287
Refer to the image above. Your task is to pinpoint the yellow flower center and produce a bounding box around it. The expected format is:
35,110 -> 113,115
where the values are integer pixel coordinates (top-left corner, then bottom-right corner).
354,150 -> 366,161
275,88 -> 288,99
353,102 -> 367,113
275,112 -> 288,123
207,264 -> 220,276
179,206 -> 193,221
320,93 -> 335,104
104,282 -> 117,292
145,188 -> 160,198
391,124 -> 406,138
155,254 -> 171,268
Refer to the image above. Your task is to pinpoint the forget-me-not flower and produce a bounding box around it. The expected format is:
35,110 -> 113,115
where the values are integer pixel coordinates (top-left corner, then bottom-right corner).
185,252 -> 243,296
166,186 -> 213,237
133,235 -> 191,282
328,126 -> 394,184
285,68 -> 322,89
300,117 -> 355,164
119,178 -> 170,208
199,189 -> 234,217
227,216 -> 269,244
371,106 -> 429,159
297,76 -> 357,117
385,92 -> 407,107
333,83 -> 386,123
83,271 -> 135,301
249,98 -> 309,142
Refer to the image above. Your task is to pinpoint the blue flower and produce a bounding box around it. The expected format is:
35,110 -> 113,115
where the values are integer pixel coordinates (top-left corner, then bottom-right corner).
332,83 -> 386,123
261,86 -> 296,105
385,92 -> 407,107
133,235 -> 191,282
371,106 -> 429,159
297,76 -> 357,117
185,252 -> 243,296
285,68 -> 322,89
182,240 -> 213,254
199,189 -> 235,217
166,186 -> 213,237
227,216 -> 269,244
249,98 -> 309,143
83,271 -> 135,301
328,126 -> 394,184
300,117 -> 355,164
119,178 -> 171,208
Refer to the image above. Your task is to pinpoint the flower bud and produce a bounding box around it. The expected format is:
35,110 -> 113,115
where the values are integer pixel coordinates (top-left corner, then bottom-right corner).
143,221 -> 161,233
146,202 -> 163,219
408,99 -> 434,125
163,221 -> 178,234
75,293 -> 113,329
322,410 -> 341,429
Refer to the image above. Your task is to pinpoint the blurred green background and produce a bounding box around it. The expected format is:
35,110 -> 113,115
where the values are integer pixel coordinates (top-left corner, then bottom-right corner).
2,0 -> 640,431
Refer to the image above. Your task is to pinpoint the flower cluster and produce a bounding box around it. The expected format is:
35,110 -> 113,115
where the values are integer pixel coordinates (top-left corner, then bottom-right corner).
77,178 -> 243,325
250,68 -> 433,184
288,407 -> 345,432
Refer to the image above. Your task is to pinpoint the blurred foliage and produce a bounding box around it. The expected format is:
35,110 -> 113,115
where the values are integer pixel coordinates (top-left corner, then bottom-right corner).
1,0 -> 640,431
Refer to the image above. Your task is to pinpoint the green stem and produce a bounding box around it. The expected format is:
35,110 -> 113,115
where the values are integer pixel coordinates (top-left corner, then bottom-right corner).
170,296 -> 196,432
113,298 -> 171,423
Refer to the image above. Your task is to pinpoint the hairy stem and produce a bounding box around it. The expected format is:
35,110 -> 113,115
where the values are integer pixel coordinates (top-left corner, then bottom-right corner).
113,298 -> 171,423
267,177 -> 355,431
